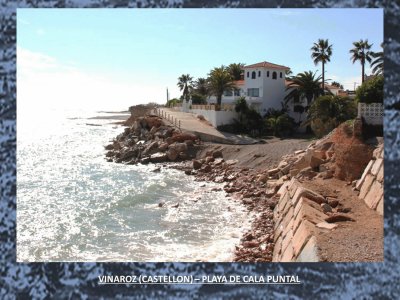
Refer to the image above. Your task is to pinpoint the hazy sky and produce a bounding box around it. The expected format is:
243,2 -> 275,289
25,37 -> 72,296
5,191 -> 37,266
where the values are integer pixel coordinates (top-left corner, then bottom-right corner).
17,8 -> 383,112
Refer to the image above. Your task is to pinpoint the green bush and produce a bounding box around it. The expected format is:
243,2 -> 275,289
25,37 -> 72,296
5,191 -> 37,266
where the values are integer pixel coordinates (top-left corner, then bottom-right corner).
308,95 -> 357,137
166,98 -> 182,107
355,75 -> 383,104
264,109 -> 295,137
191,93 -> 207,104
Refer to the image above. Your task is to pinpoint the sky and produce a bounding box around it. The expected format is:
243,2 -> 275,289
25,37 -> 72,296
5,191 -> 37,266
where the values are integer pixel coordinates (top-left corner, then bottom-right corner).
17,8 -> 383,112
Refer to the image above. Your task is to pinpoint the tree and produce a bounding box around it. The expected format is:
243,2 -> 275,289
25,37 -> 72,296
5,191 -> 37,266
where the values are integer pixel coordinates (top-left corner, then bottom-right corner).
331,81 -> 344,89
355,75 -> 383,104
350,39 -> 374,83
311,39 -> 333,90
264,108 -> 295,137
194,77 -> 209,97
371,44 -> 383,76
177,74 -> 193,102
285,71 -> 327,106
308,95 -> 357,137
227,63 -> 245,80
207,66 -> 235,108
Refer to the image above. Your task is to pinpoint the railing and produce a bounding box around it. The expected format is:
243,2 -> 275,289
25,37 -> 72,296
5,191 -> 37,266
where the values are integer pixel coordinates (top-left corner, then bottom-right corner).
357,103 -> 383,125
154,108 -> 181,130
190,104 -> 236,111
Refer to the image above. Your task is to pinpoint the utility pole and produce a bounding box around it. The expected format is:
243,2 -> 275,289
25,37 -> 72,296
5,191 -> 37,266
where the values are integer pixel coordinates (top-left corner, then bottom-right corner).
166,87 -> 169,104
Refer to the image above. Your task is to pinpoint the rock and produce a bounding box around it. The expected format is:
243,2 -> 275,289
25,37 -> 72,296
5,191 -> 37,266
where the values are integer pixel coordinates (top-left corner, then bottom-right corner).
294,150 -> 305,155
171,132 -> 198,143
105,144 -> 114,150
172,203 -> 180,208
167,148 -> 178,161
158,142 -> 169,152
170,142 -> 188,153
337,207 -> 351,213
106,151 -> 114,157
140,157 -> 151,164
184,139 -> 194,147
184,170 -> 192,175
297,167 -> 318,179
150,153 -> 168,163
257,174 -> 268,183
144,116 -> 162,128
205,156 -> 215,163
327,199 -> 339,208
290,168 -> 300,177
151,166 -> 161,172
200,164 -> 212,173
165,137 -> 174,145
267,168 -> 280,176
212,150 -> 223,158
158,201 -> 165,207
192,160 -> 203,170
179,152 -> 187,160
121,149 -> 138,161
321,170 -> 334,179
243,241 -> 260,248
321,203 -> 333,213
149,126 -> 158,135
325,214 -> 355,223
316,222 -> 338,230
142,141 -> 159,156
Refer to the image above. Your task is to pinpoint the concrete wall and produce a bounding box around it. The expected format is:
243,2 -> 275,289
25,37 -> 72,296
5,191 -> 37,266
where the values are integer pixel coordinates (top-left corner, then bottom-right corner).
190,108 -> 238,127
273,179 -> 325,262
355,144 -> 384,215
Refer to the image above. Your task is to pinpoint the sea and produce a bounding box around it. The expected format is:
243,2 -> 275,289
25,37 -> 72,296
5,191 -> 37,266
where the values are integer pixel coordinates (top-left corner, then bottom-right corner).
16,107 -> 251,262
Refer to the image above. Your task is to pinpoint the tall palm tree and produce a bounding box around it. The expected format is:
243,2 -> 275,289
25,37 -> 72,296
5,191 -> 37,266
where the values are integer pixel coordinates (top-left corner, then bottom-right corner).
285,71 -> 327,106
311,39 -> 333,90
177,74 -> 193,102
350,39 -> 374,83
227,63 -> 245,80
371,43 -> 383,76
194,77 -> 209,97
207,66 -> 235,108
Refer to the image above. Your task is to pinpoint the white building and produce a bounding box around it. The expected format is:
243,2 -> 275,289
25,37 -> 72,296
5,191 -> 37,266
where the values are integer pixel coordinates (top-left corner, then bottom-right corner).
208,61 -> 290,115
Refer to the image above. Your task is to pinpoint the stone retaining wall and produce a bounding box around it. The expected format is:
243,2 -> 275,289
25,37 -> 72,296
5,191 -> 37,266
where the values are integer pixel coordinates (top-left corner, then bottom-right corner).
273,179 -> 327,262
355,144 -> 384,215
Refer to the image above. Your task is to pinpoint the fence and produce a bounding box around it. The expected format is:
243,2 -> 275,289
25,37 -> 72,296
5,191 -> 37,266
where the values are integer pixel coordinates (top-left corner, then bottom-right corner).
357,103 -> 383,125
154,108 -> 181,130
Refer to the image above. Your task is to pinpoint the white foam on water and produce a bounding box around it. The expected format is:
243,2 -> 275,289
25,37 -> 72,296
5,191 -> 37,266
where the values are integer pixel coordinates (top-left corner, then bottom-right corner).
17,109 -> 252,262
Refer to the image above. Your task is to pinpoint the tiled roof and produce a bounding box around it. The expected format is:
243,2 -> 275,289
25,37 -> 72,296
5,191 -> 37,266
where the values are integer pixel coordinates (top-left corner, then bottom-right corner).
234,80 -> 245,86
285,80 -> 341,90
244,61 -> 290,70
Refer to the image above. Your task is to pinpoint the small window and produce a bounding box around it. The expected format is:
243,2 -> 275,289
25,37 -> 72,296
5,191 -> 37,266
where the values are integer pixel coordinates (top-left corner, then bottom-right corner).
247,88 -> 259,97
234,89 -> 240,96
280,72 -> 283,78
247,72 -> 249,78
272,71 -> 277,80
267,71 -> 270,77
224,90 -> 233,96
258,71 -> 261,77
251,71 -> 256,79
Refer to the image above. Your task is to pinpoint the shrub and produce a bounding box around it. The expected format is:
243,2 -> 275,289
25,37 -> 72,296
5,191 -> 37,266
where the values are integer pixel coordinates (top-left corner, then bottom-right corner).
264,109 -> 295,137
308,95 -> 357,137
355,75 -> 383,104
191,93 -> 207,104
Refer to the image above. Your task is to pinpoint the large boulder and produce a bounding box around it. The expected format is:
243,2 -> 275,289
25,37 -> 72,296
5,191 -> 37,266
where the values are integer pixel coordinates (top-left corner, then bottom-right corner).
150,153 -> 168,163
167,148 -> 179,161
170,142 -> 188,153
171,132 -> 198,143
193,159 -> 203,170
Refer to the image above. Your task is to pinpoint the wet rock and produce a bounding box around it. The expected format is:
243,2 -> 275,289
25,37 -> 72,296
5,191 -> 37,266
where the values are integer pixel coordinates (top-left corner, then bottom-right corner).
192,159 -> 203,170
167,148 -> 178,161
172,203 -> 180,208
105,144 -> 114,150
150,153 -> 168,163
179,152 -> 187,160
158,201 -> 165,207
140,157 -> 151,164
212,150 -> 223,158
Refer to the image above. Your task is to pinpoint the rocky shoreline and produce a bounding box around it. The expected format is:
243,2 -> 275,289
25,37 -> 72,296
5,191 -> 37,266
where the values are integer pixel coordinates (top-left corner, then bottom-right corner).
105,111 -> 380,262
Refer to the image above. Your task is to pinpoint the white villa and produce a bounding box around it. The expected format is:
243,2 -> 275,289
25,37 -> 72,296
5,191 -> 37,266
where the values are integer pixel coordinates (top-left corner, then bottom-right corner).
182,60 -> 347,127
208,61 -> 290,115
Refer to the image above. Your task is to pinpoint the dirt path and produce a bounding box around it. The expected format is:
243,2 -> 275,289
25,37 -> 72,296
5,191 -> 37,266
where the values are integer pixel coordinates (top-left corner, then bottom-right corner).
301,178 -> 383,262
196,137 -> 313,170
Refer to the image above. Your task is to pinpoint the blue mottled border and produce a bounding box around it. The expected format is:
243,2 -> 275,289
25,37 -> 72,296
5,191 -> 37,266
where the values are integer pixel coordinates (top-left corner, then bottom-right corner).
1,0 -> 399,298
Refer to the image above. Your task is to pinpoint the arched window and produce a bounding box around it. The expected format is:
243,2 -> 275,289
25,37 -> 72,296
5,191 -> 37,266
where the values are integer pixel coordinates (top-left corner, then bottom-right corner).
251,71 -> 256,79
280,72 -> 283,78
267,71 -> 270,77
247,72 -> 249,78
258,71 -> 261,77
272,71 -> 277,79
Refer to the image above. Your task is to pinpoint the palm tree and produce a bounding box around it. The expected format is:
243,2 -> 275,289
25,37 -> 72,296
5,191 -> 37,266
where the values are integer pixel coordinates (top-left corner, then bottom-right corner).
350,39 -> 374,83
227,63 -> 245,80
207,66 -> 235,108
285,71 -> 327,107
311,39 -> 333,90
177,74 -> 193,102
331,81 -> 344,89
194,77 -> 209,97
371,43 -> 383,76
